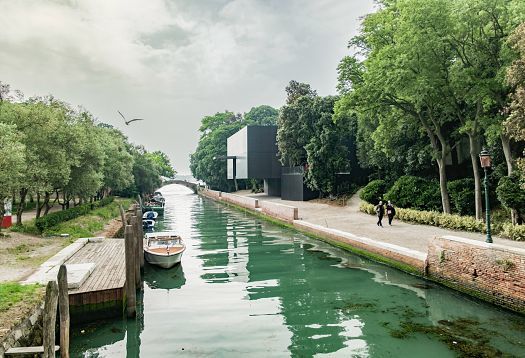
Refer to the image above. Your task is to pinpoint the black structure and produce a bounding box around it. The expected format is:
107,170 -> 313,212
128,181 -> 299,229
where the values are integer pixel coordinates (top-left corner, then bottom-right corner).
226,125 -> 317,201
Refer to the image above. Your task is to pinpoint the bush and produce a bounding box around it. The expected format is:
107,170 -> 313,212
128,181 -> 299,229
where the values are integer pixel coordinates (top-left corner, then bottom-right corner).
35,197 -> 114,233
360,201 -> 485,233
385,176 -> 441,211
360,180 -> 387,204
501,223 -> 525,241
496,174 -> 525,213
447,178 -> 475,216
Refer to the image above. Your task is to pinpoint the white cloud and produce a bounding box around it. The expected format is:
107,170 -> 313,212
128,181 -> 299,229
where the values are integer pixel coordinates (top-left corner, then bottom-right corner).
0,0 -> 375,173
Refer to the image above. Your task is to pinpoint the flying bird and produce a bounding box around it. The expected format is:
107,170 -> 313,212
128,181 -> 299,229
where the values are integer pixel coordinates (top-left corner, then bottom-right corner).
118,110 -> 145,125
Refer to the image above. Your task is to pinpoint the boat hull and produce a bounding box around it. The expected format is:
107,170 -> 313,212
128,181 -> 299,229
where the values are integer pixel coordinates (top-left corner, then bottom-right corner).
144,250 -> 183,269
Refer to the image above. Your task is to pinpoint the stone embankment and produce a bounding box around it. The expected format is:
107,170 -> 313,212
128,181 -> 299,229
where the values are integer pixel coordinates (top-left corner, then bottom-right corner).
0,303 -> 43,357
200,188 -> 525,314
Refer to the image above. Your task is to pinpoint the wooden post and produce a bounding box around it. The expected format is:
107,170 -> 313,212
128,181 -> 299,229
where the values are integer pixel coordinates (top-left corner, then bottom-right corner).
43,280 -> 59,358
124,224 -> 136,317
119,205 -> 127,227
58,265 -> 70,358
130,215 -> 140,287
137,195 -> 143,211
136,207 -> 144,269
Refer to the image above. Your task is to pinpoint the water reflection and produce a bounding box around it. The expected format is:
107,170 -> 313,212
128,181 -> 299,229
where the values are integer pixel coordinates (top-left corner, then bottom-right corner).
70,184 -> 525,357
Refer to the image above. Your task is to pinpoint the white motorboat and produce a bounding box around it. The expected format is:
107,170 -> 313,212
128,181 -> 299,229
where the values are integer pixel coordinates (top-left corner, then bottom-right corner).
142,219 -> 156,230
142,211 -> 159,220
144,232 -> 186,269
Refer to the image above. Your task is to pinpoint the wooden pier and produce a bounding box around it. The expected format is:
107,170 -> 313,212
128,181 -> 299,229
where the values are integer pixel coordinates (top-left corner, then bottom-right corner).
24,204 -> 144,324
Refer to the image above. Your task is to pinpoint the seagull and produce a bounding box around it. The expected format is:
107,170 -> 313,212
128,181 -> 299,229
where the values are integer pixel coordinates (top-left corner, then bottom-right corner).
118,110 -> 145,125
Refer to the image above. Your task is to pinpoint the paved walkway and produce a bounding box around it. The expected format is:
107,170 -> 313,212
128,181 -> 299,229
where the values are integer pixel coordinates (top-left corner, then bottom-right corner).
238,191 -> 525,254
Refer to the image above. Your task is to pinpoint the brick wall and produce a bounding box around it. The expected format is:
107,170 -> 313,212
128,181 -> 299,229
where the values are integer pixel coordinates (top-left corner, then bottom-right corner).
427,235 -> 525,313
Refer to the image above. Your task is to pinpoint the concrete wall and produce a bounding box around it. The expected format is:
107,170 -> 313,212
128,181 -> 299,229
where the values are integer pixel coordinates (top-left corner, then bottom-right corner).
221,193 -> 259,210
258,201 -> 298,222
427,235 -> 525,313
201,189 -> 222,200
0,303 -> 44,357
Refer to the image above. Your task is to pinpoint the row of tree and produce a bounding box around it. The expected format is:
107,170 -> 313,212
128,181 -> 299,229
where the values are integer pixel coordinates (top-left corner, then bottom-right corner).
0,82 -> 175,225
190,0 -> 525,225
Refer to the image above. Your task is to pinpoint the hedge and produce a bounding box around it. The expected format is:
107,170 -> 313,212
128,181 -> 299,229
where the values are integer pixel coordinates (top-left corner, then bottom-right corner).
35,197 -> 114,232
360,201 -> 484,233
501,223 -> 525,241
385,175 -> 441,211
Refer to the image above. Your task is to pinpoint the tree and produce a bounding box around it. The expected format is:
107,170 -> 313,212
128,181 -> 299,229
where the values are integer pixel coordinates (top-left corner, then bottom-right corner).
506,22 -> 525,185
244,105 -> 278,126
131,147 -> 162,195
346,0 -> 458,213
145,151 -> 176,178
190,111 -> 247,191
0,123 -> 25,228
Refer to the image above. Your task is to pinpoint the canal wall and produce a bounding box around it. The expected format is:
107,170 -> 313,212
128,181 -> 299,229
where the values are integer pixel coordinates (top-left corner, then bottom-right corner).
0,302 -> 44,357
427,235 -> 525,314
199,189 -> 525,314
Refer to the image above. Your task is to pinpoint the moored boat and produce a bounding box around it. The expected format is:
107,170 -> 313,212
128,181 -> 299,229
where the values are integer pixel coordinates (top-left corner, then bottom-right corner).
143,219 -> 156,230
144,232 -> 185,269
142,211 -> 159,220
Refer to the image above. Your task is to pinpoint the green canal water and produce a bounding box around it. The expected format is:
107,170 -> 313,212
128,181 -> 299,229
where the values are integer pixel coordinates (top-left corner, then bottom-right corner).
70,185 -> 525,357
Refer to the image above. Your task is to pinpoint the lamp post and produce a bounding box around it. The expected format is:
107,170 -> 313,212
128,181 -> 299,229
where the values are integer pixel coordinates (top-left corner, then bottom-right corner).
213,155 -> 238,192
479,148 -> 493,243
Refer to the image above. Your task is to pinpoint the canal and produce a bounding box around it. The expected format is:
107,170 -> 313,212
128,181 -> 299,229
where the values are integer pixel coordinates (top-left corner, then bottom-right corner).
71,185 -> 525,357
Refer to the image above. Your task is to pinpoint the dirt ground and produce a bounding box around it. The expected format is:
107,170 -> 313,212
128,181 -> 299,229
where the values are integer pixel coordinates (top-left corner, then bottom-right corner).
0,232 -> 66,282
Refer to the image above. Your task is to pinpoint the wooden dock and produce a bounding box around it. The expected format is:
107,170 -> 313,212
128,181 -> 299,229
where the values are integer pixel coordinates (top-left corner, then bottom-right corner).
66,239 -> 126,322
23,204 -> 145,324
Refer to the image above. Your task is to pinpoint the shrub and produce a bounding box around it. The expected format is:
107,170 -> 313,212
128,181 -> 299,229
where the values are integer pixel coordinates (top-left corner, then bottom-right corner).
496,174 -> 525,213
501,223 -> 525,241
360,201 -> 485,233
360,180 -> 387,204
447,178 -> 475,216
35,197 -> 114,233
385,176 -> 441,211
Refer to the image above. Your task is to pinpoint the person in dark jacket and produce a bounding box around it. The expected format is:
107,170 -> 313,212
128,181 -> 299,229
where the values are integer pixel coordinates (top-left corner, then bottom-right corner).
375,200 -> 385,227
386,201 -> 396,226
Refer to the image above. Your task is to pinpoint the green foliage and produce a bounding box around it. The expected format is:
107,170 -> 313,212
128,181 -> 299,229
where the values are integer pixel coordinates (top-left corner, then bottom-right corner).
496,174 -> 525,213
0,282 -> 41,312
447,178 -> 475,216
385,176 -> 441,211
244,105 -> 278,126
145,151 -> 176,178
360,201 -> 485,233
359,180 -> 387,204
34,197 -> 114,233
501,223 -> 525,241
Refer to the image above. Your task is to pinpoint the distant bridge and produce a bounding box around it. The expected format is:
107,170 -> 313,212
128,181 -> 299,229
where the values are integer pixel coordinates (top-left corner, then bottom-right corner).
162,179 -> 200,193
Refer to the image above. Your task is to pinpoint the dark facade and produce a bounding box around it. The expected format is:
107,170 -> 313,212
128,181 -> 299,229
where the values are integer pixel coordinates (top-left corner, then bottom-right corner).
227,126 -> 281,180
227,125 -> 319,201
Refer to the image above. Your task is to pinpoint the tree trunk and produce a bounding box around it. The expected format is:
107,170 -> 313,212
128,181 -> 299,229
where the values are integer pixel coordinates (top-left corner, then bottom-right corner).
43,191 -> 51,215
501,133 -> 518,225
437,158 -> 451,214
36,192 -> 42,219
16,188 -> 28,225
468,133 -> 483,220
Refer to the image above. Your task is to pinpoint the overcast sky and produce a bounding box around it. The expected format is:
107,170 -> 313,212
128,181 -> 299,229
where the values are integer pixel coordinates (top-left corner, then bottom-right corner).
0,0 -> 376,174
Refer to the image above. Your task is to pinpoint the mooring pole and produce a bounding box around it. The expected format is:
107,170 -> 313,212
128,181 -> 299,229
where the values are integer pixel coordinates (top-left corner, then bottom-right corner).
43,280 -> 59,358
57,265 -> 70,358
124,224 -> 136,317
135,206 -> 144,270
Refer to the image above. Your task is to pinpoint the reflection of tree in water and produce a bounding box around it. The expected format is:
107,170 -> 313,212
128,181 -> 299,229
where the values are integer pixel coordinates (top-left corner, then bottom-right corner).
245,222 -> 349,357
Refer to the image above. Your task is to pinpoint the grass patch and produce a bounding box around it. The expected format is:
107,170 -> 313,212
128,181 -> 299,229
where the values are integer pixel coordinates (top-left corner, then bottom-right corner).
0,282 -> 41,312
9,221 -> 40,235
43,199 -> 133,240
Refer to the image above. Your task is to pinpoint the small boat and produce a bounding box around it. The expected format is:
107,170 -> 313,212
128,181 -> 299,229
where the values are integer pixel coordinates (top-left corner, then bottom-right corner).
142,202 -> 165,216
142,219 -> 156,230
142,211 -> 158,220
144,232 -> 186,269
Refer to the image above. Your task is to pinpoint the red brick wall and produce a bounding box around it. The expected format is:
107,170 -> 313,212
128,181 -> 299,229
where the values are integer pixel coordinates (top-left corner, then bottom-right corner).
427,236 -> 525,313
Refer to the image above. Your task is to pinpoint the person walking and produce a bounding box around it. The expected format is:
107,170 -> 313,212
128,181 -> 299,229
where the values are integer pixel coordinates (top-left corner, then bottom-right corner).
386,201 -> 396,226
375,200 -> 385,227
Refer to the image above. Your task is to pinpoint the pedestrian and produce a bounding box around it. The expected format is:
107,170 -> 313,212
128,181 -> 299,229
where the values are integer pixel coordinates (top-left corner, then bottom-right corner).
386,200 -> 396,226
375,200 -> 385,227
